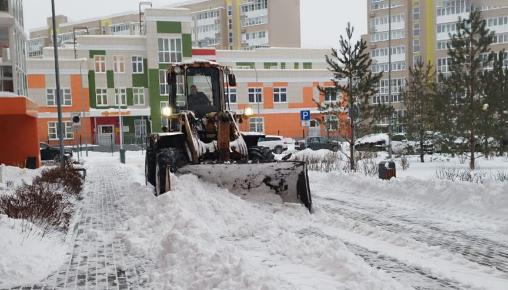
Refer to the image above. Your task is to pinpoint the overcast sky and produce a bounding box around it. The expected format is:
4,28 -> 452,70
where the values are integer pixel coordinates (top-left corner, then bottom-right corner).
23,0 -> 367,49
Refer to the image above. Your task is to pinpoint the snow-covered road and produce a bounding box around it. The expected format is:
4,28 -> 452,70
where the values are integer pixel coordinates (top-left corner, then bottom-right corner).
5,151 -> 507,289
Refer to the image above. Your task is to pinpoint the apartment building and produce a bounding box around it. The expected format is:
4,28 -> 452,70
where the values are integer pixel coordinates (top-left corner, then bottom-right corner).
27,0 -> 301,57
28,6 -> 336,144
28,8 -> 193,146
0,0 -> 27,95
177,0 -> 301,50
367,0 -> 508,132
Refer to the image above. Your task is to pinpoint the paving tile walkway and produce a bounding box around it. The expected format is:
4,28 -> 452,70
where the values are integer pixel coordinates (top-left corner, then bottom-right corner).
9,163 -> 152,290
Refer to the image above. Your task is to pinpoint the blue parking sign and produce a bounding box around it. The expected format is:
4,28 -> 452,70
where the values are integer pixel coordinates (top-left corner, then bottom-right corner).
300,110 -> 310,121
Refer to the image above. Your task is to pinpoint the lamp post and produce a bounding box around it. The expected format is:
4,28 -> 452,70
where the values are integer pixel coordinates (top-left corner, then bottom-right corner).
115,61 -> 125,163
79,58 -> 89,157
387,0 -> 393,159
139,1 -> 152,35
254,65 -> 260,115
50,0 -> 65,168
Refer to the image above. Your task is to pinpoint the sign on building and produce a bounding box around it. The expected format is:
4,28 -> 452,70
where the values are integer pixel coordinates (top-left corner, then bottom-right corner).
300,110 -> 310,127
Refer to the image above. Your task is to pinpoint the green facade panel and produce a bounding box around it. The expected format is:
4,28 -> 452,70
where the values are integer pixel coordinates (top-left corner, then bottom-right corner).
157,21 -> 182,34
264,62 -> 278,69
132,59 -> 148,87
148,69 -> 162,132
127,88 -> 134,106
88,70 -> 96,108
89,50 -> 106,58
236,62 -> 255,69
107,70 -> 114,88
182,34 -> 192,57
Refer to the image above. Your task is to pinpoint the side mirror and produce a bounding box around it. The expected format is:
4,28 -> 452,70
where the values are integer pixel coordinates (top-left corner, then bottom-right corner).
228,74 -> 237,87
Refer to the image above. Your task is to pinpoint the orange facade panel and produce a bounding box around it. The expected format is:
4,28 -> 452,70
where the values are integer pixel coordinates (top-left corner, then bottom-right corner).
27,74 -> 46,89
0,97 -> 40,168
37,75 -> 90,113
37,117 -> 93,147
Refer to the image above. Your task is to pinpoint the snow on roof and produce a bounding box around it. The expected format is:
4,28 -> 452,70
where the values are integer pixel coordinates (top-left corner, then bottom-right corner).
356,133 -> 389,145
0,92 -> 21,97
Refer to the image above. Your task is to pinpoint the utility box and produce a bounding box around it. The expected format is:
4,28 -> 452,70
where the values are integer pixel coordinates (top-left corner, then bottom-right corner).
378,161 -> 396,180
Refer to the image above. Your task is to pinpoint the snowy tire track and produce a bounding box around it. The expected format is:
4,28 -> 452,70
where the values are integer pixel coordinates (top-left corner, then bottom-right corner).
316,195 -> 508,274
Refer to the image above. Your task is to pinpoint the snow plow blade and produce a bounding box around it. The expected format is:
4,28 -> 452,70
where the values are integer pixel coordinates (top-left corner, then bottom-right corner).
178,161 -> 312,212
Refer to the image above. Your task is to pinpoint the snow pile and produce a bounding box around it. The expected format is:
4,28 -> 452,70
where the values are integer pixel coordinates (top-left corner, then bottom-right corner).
0,164 -> 42,194
0,215 -> 67,288
312,171 -> 508,217
115,159 -> 405,290
356,133 -> 388,145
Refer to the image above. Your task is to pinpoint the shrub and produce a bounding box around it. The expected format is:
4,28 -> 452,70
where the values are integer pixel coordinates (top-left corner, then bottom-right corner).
0,182 -> 72,235
400,156 -> 410,171
436,168 -> 508,184
0,162 -> 84,236
34,162 -> 84,197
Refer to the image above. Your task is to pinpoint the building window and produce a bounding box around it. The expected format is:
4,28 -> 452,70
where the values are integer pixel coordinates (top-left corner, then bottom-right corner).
133,87 -> 145,105
303,63 -> 312,69
132,56 -> 144,73
96,88 -> 108,106
273,87 -> 287,103
324,88 -> 338,103
115,88 -> 127,106
113,56 -> 125,73
326,115 -> 339,131
48,121 -> 74,140
226,88 -> 237,103
159,70 -> 169,95
249,117 -> 264,133
94,55 -> 106,73
46,88 -> 71,106
134,119 -> 147,138
248,87 -> 262,103
158,38 -> 182,63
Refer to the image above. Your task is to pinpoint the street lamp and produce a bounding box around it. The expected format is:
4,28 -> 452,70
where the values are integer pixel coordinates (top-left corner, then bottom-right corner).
244,106 -> 254,116
387,0 -> 393,159
139,1 -> 152,35
50,0 -> 65,168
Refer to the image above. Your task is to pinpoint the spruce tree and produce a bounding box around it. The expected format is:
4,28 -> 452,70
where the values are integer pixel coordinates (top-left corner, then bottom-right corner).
445,9 -> 495,169
484,50 -> 508,156
320,23 -> 382,170
402,60 -> 437,162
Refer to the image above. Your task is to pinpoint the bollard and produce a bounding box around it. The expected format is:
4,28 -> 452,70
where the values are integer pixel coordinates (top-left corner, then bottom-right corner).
120,148 -> 126,164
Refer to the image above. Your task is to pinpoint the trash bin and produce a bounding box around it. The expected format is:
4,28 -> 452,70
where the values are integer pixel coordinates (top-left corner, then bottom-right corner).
120,148 -> 126,164
26,156 -> 37,169
378,161 -> 396,180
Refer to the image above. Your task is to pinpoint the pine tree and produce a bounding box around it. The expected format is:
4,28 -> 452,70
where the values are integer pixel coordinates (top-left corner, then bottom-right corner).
483,50 -> 508,156
445,9 -> 495,169
320,23 -> 383,170
402,60 -> 437,162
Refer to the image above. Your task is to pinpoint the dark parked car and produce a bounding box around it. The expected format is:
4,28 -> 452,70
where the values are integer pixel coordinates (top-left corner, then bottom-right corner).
40,143 -> 73,161
305,137 -> 342,151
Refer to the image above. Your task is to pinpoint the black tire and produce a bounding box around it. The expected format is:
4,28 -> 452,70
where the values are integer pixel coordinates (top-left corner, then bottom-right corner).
249,146 -> 275,163
274,146 -> 284,154
155,158 -> 168,196
154,147 -> 189,196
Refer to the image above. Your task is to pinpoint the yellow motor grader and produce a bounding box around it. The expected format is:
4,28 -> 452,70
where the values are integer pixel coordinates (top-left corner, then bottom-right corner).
145,61 -> 312,211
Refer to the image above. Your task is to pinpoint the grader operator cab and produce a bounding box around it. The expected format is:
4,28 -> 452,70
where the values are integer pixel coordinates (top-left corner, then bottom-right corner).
145,61 -> 312,211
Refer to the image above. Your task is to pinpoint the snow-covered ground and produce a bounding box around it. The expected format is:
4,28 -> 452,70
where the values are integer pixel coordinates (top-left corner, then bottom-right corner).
1,150 -> 507,289
0,165 -> 69,289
